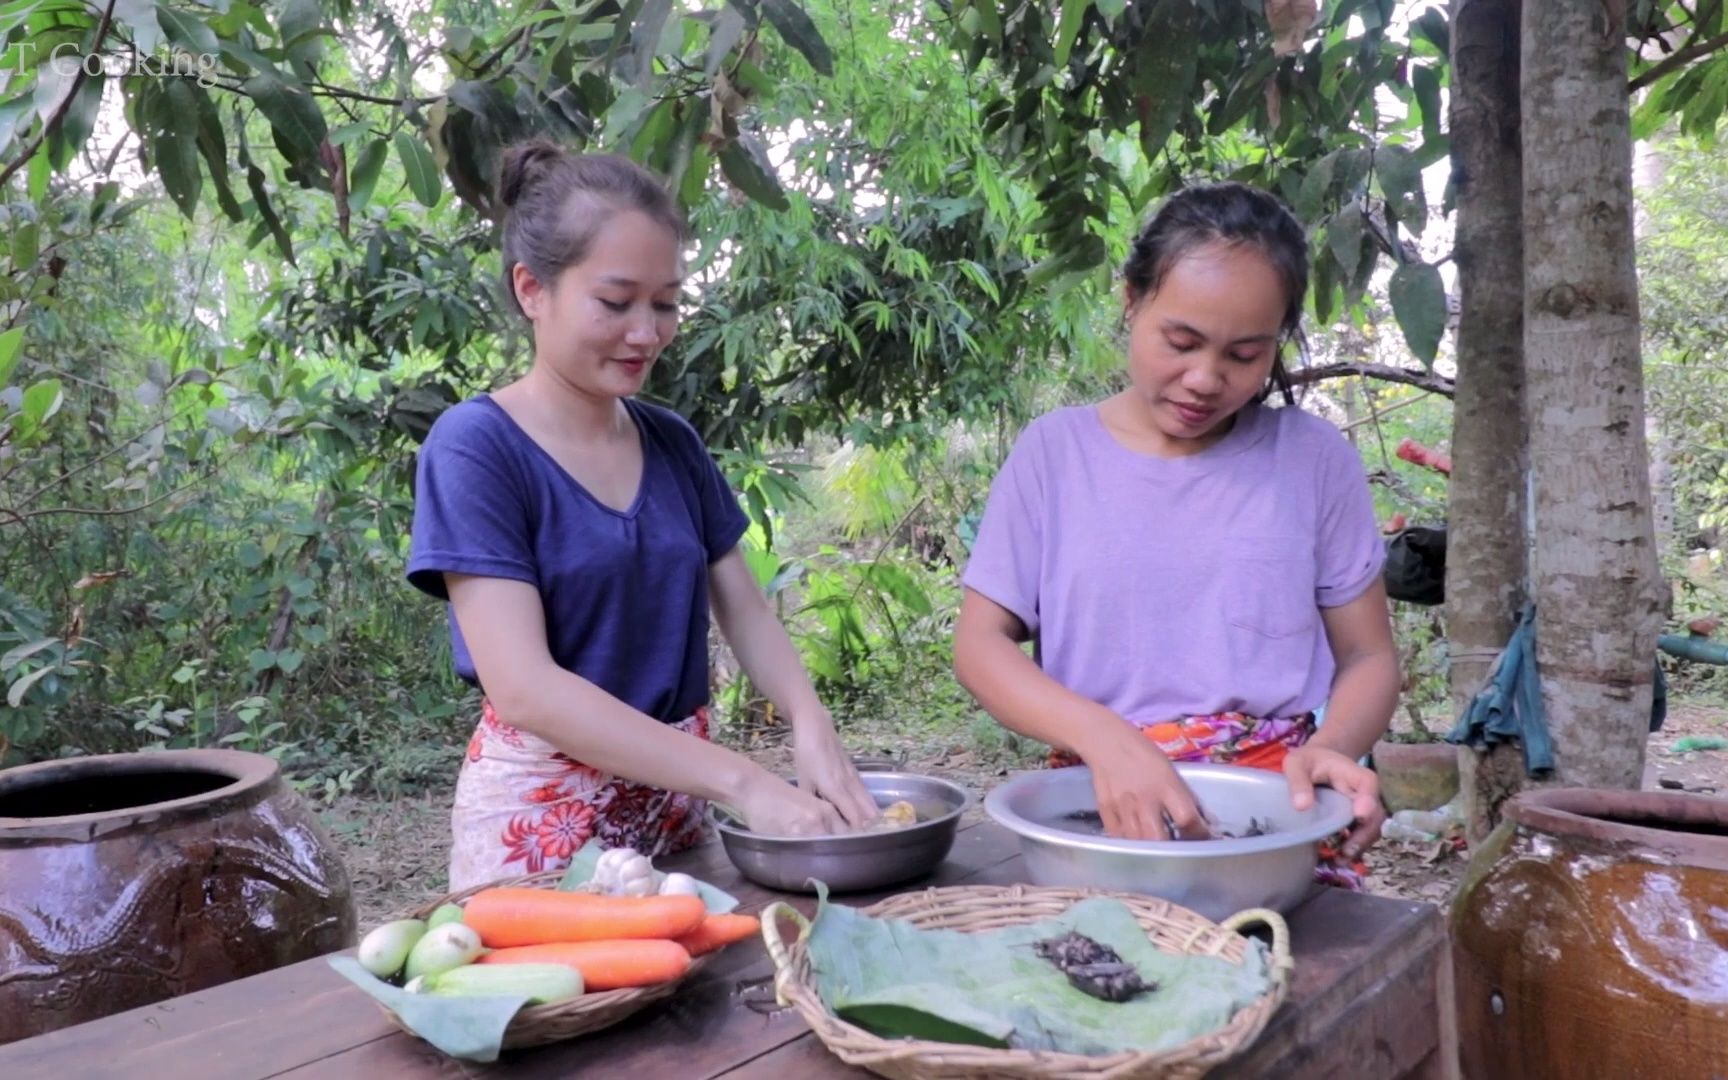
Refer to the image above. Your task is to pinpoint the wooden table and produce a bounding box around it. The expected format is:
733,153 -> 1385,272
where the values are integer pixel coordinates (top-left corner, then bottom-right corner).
0,818 -> 1457,1079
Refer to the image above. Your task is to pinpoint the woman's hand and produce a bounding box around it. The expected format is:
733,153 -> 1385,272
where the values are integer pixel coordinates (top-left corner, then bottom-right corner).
1082,722 -> 1212,841
1283,745 -> 1385,857
732,772 -> 849,837
791,708 -> 880,829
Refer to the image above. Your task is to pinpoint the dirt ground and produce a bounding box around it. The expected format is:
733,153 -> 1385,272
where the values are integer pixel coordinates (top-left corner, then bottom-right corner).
321,699 -> 1728,929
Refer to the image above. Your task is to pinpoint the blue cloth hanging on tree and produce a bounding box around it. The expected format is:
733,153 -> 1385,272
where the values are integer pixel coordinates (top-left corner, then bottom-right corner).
1444,603 -> 1554,777
1445,602 -> 1668,777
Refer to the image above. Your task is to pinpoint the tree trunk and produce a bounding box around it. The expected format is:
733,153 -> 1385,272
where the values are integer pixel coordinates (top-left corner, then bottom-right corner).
1447,0 -> 1528,840
1522,0 -> 1665,790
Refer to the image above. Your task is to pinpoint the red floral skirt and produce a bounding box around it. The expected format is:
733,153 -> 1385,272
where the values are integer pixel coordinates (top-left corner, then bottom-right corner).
447,699 -> 712,892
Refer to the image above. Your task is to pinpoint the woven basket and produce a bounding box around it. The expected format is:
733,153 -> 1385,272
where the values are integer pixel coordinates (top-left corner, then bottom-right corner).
762,884 -> 1292,1080
378,869 -> 712,1051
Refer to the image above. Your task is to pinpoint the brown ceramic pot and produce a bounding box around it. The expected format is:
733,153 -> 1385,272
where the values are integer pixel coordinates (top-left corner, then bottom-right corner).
1372,738 -> 1461,814
1452,787 -> 1728,1079
0,749 -> 356,1044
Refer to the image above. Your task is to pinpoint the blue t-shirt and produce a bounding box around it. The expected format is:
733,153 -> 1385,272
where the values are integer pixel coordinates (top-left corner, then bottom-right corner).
406,395 -> 750,723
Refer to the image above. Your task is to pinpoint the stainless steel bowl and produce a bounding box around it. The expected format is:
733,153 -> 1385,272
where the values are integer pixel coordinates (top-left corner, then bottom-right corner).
984,762 -> 1355,920
709,771 -> 969,894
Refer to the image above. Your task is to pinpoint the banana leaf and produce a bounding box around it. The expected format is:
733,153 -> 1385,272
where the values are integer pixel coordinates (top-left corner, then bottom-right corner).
804,891 -> 1272,1056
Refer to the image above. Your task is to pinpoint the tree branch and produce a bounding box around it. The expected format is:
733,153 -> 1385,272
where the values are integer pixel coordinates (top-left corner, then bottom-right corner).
0,473 -> 209,526
1630,29 -> 1728,92
0,0 -> 118,190
1289,362 -> 1455,398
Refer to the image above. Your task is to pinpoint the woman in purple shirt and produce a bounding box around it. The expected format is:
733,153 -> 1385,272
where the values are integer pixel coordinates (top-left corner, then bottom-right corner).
409,142 -> 877,890
953,184 -> 1399,883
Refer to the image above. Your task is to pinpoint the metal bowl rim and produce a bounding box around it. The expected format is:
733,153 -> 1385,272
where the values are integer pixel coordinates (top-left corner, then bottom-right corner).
983,761 -> 1354,857
707,770 -> 970,843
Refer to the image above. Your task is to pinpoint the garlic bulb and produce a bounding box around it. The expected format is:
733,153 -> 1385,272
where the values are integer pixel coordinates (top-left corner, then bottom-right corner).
592,846 -> 657,897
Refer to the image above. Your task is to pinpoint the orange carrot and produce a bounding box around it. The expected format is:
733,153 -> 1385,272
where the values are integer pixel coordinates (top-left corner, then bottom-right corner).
673,913 -> 761,957
462,888 -> 706,948
479,939 -> 692,990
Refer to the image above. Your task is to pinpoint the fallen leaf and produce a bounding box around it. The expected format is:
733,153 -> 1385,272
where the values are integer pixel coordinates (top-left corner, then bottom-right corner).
73,569 -> 130,590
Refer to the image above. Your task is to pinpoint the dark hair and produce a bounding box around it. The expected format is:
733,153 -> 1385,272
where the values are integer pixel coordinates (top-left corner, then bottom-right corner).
1122,182 -> 1309,404
496,140 -> 690,317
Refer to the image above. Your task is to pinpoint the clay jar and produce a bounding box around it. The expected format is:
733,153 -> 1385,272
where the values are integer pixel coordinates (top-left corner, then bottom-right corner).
1452,787 -> 1728,1079
0,749 -> 356,1044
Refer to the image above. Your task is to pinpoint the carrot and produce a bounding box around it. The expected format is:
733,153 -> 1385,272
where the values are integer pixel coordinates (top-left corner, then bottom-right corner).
673,913 -> 761,958
479,939 -> 692,990
462,888 -> 706,948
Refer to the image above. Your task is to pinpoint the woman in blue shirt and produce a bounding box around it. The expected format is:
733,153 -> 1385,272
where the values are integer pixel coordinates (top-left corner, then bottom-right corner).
408,141 -> 878,890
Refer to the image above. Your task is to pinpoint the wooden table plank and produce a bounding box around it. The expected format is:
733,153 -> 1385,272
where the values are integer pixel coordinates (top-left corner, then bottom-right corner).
0,821 -> 1452,1080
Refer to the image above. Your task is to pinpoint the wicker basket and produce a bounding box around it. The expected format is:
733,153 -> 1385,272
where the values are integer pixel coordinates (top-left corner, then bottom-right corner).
378,869 -> 712,1051
762,884 -> 1292,1080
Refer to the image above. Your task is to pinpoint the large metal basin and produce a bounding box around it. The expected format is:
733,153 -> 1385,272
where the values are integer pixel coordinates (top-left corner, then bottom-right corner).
709,771 -> 968,894
984,762 -> 1354,920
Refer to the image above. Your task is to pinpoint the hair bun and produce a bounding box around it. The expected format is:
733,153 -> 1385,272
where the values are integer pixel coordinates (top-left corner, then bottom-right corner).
498,139 -> 568,209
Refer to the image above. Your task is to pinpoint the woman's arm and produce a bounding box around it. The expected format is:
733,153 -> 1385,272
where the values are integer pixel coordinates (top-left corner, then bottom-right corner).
952,588 -> 1208,840
1282,579 -> 1401,855
707,549 -> 878,827
446,572 -> 847,835
1311,579 -> 1401,760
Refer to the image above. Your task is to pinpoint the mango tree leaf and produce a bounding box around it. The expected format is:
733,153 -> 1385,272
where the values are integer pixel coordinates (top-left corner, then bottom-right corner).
158,7 -> 220,54
191,83 -> 244,222
395,130 -> 441,206
0,636 -> 59,672
22,378 -> 63,425
347,137 -> 387,210
243,70 -> 327,168
970,0 -> 1003,42
48,72 -> 104,169
759,0 -> 832,75
1389,261 -> 1446,365
7,664 -> 56,708
0,326 -> 23,386
629,0 -> 674,87
155,80 -> 203,218
1327,201 -> 1366,284
1130,0 -> 1199,161
704,4 -> 748,75
719,134 -> 789,211
1412,64 -> 1442,142
114,0 -> 165,54
1054,0 -> 1089,68
1374,144 -> 1425,233
245,164 -> 295,263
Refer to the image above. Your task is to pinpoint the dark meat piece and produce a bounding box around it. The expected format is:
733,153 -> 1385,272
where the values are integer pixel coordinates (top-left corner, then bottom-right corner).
1032,931 -> 1156,1003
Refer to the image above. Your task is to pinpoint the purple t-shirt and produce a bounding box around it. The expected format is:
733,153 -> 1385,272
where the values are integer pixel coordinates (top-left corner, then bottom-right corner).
406,395 -> 749,723
961,401 -> 1385,723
